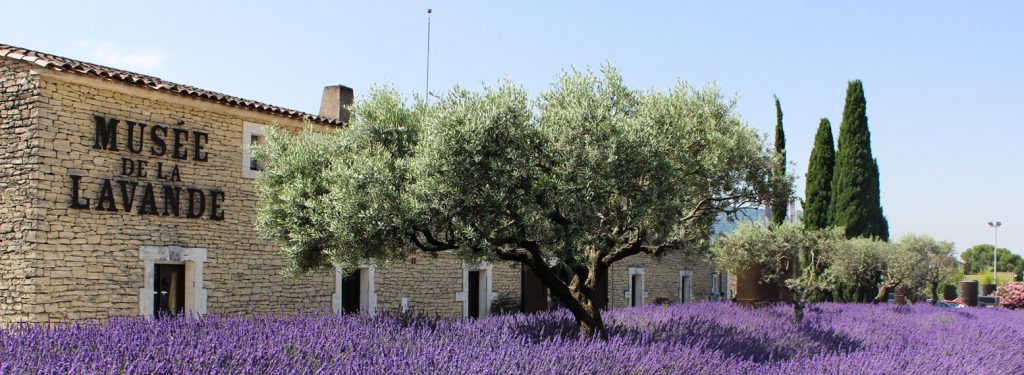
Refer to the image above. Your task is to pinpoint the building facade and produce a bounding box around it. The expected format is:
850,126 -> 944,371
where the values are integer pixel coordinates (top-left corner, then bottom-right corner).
0,44 -> 724,325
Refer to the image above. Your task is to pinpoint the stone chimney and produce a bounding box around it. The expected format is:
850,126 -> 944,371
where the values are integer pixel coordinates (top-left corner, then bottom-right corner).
319,85 -> 354,123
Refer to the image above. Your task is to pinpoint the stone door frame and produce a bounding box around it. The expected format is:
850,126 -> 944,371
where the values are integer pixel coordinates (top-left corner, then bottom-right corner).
456,262 -> 497,317
333,265 -> 377,315
625,267 -> 647,306
679,270 -> 693,303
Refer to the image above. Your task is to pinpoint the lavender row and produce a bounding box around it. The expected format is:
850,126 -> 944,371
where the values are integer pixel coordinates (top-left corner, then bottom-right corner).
2,303 -> 1022,374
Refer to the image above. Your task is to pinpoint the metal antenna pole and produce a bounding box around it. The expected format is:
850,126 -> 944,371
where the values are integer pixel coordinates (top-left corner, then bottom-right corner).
426,8 -> 432,104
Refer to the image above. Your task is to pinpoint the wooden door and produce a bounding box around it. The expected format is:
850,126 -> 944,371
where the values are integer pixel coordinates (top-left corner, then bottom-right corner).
631,274 -> 642,307
521,266 -> 547,313
468,270 -> 481,318
342,271 -> 361,313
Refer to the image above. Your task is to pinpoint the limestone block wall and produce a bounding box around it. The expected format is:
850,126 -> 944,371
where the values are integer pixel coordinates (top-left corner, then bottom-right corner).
374,253 -> 521,317
607,248 -> 718,309
488,262 -> 522,315
19,69 -> 335,323
0,59 -> 44,324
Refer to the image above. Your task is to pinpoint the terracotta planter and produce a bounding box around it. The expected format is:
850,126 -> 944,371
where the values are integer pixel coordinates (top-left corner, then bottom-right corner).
959,281 -> 978,307
734,265 -> 780,307
894,288 -> 908,305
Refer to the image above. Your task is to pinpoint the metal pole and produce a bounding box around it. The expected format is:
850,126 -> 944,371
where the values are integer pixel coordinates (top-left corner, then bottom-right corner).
425,8 -> 432,104
994,224 -> 999,285
989,221 -> 1001,286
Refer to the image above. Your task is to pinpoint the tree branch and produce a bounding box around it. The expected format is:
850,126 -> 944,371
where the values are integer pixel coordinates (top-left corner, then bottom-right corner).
408,230 -> 457,252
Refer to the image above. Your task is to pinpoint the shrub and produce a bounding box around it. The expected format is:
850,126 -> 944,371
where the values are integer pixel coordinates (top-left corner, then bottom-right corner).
976,273 -> 1014,286
996,282 -> 1024,310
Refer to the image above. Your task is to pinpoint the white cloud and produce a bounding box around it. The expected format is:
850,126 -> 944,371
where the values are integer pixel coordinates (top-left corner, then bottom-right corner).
89,43 -> 164,71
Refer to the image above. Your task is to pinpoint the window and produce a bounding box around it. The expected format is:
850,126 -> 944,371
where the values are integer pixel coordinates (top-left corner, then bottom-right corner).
457,262 -> 495,318
333,265 -> 377,315
721,271 -> 731,300
249,134 -> 265,171
625,267 -> 645,307
679,270 -> 693,304
242,122 -> 267,178
711,272 -> 721,301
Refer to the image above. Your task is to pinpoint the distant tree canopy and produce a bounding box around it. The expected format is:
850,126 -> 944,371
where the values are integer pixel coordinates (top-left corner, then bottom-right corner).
252,66 -> 786,339
961,244 -> 1024,280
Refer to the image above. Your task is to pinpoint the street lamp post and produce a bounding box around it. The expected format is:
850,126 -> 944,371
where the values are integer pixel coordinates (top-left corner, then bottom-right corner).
988,221 -> 1002,287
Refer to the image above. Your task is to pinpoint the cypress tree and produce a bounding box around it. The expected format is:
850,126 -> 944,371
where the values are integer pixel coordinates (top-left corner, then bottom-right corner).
770,96 -> 787,225
829,80 -> 887,239
802,118 -> 834,229
869,159 -> 890,240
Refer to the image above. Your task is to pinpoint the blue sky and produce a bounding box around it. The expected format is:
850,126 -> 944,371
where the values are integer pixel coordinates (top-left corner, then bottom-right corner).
3,1 -> 1022,257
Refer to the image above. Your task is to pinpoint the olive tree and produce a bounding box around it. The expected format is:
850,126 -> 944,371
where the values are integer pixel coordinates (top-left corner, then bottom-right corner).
253,67 -> 782,339
871,240 -> 928,303
784,227 -> 844,320
830,237 -> 887,302
711,223 -> 842,322
898,233 -> 956,304
861,234 -> 951,304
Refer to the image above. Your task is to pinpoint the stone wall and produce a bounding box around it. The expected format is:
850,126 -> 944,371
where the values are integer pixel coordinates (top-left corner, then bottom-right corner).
374,253 -> 521,317
607,248 -> 719,309
0,59 -> 43,324
18,67 -> 337,323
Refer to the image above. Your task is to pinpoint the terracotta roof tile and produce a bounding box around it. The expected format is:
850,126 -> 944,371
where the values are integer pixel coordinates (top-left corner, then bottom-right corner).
0,43 -> 343,126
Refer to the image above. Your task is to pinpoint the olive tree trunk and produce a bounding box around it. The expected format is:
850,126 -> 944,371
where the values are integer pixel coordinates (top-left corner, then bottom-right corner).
500,244 -> 610,340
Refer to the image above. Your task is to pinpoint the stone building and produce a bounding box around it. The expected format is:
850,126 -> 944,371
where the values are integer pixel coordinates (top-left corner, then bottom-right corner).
0,43 -> 726,325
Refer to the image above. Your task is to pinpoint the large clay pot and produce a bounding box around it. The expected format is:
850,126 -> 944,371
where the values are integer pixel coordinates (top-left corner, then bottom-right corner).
959,281 -> 979,307
894,288 -> 908,305
735,265 -> 780,307
981,284 -> 996,296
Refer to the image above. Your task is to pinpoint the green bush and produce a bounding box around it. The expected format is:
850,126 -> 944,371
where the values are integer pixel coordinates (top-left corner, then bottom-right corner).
975,273 -> 1014,286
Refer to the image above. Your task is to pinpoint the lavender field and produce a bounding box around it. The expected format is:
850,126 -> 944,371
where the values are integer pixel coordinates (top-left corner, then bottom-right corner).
2,303 -> 1022,374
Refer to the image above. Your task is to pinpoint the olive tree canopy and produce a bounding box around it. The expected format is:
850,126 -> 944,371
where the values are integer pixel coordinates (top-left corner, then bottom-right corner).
898,233 -> 956,304
253,67 -> 784,338
710,223 -> 843,321
829,237 -> 887,302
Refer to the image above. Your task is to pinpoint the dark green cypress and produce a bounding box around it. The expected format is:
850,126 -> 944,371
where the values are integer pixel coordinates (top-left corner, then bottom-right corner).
829,80 -> 887,239
771,96 -> 787,225
869,159 -> 889,241
802,118 -> 834,229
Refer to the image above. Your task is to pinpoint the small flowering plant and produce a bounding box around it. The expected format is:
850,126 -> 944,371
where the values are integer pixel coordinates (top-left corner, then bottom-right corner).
995,282 -> 1024,310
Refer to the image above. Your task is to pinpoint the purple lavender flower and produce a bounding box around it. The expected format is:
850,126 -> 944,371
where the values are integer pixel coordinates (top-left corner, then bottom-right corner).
1,303 -> 1022,374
